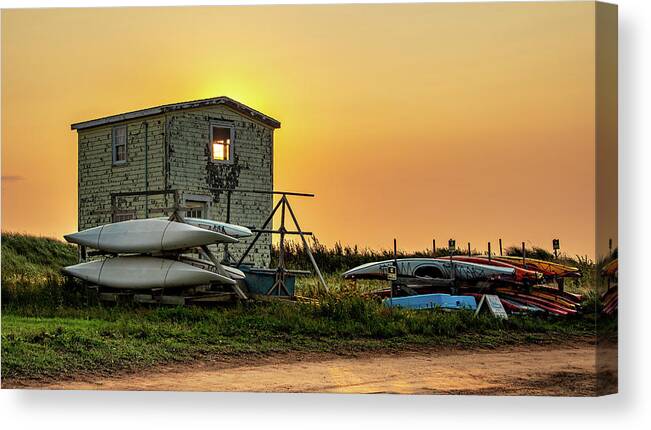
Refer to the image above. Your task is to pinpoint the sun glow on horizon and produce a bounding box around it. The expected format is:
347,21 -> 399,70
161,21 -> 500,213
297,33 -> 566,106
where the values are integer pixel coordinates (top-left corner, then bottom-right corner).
1,3 -> 611,257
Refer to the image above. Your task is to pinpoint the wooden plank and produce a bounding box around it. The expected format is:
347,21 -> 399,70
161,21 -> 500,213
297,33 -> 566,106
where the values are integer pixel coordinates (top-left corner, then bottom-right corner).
187,293 -> 236,303
246,268 -> 311,276
209,188 -> 314,197
199,245 -> 248,300
99,292 -> 132,302
252,229 -> 313,236
250,293 -> 298,304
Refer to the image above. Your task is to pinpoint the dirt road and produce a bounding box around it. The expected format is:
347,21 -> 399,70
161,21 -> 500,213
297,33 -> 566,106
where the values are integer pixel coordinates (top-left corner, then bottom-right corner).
37,343 -> 606,395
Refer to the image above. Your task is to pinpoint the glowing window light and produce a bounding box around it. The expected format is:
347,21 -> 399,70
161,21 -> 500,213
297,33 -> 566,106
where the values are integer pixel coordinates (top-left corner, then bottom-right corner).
213,142 -> 226,160
211,127 -> 231,161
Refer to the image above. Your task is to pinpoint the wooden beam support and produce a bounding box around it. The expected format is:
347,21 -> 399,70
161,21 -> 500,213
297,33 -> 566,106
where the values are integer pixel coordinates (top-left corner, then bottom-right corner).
285,198 -> 328,292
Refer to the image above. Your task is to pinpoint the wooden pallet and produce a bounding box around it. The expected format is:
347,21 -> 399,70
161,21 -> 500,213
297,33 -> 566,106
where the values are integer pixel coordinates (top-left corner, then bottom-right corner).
97,290 -> 237,305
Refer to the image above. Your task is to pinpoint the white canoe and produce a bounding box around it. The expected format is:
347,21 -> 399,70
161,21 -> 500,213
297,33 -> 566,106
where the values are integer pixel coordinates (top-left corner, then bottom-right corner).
62,256 -> 235,289
342,258 -> 515,281
64,219 -> 238,253
158,217 -> 253,239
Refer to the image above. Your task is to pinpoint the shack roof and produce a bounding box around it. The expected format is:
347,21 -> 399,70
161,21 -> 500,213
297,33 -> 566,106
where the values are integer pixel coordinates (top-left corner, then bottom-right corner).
70,96 -> 281,130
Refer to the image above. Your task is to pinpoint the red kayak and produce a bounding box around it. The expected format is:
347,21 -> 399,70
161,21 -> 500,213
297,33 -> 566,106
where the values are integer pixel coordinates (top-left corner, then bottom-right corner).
496,290 -> 576,315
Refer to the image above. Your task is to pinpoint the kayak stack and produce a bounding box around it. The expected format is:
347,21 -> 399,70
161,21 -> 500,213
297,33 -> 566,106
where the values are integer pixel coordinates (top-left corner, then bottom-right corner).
62,218 -> 252,290
343,256 -> 584,316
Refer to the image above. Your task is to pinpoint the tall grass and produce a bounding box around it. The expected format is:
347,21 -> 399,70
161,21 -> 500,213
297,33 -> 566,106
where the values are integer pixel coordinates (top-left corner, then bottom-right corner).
1,233 -> 86,309
1,233 -> 78,282
272,237 -> 485,274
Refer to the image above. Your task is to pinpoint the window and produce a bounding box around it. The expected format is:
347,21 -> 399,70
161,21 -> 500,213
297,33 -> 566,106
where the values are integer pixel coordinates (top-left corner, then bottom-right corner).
185,201 -> 205,219
113,212 -> 135,223
210,125 -> 232,162
112,125 -> 128,164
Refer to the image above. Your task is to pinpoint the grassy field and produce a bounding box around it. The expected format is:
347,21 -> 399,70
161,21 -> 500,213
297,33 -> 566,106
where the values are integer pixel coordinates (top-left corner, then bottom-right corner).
2,301 -> 596,383
1,233 -> 605,384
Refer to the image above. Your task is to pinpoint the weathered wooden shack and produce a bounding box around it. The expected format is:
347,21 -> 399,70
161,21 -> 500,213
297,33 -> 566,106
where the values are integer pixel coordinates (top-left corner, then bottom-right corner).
71,96 -> 281,266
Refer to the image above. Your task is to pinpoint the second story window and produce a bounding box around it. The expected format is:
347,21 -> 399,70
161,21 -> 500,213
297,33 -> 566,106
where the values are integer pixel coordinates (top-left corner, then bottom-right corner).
112,125 -> 127,165
211,125 -> 232,162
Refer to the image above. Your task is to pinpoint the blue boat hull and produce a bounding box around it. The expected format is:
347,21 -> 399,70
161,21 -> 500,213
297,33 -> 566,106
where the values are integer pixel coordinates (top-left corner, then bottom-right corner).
383,293 -> 477,311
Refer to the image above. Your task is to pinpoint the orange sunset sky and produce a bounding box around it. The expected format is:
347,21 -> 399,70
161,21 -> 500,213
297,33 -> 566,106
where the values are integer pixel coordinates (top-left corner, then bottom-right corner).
2,2 -> 607,257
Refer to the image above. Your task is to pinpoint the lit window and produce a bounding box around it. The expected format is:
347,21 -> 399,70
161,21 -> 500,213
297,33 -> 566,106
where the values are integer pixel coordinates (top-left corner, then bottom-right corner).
211,126 -> 232,161
112,125 -> 127,164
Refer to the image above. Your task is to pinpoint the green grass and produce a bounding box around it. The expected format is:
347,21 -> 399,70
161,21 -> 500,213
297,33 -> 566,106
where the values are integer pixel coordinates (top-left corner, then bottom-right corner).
1,300 -> 595,382
1,232 -> 78,283
1,233 -> 87,310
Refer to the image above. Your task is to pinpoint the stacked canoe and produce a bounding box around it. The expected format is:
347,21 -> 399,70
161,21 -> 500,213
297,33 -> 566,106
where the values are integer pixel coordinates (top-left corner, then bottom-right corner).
343,256 -> 583,316
62,218 -> 252,290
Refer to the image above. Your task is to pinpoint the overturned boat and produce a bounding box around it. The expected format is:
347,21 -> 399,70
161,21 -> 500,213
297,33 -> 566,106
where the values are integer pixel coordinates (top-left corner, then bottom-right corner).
64,218 -> 238,253
342,258 -> 515,282
62,256 -> 235,290
435,256 -> 543,284
383,293 -> 477,311
491,255 -> 581,278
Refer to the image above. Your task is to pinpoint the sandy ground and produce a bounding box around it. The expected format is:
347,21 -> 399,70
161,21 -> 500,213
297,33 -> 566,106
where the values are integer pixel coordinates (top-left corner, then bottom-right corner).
26,342 -> 614,396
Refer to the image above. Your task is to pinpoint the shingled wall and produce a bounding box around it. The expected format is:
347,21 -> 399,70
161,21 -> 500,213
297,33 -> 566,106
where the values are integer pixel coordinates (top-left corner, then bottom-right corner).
76,104 -> 274,267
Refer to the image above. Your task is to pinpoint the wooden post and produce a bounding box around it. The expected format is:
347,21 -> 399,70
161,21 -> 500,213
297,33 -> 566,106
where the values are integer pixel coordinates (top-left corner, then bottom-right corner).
467,242 -> 471,256
144,121 -> 149,219
488,242 -> 491,262
432,239 -> 436,256
448,239 -> 455,283
226,190 -> 232,223
199,245 -> 248,300
285,197 -> 329,291
110,194 -> 116,223
173,190 -> 181,219
394,238 -> 398,266
223,190 -> 233,264
274,197 -> 287,296
522,242 -> 526,266
499,238 -> 503,256
279,197 -> 286,268
236,197 -> 284,267
265,196 -> 291,295
392,238 -> 398,299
